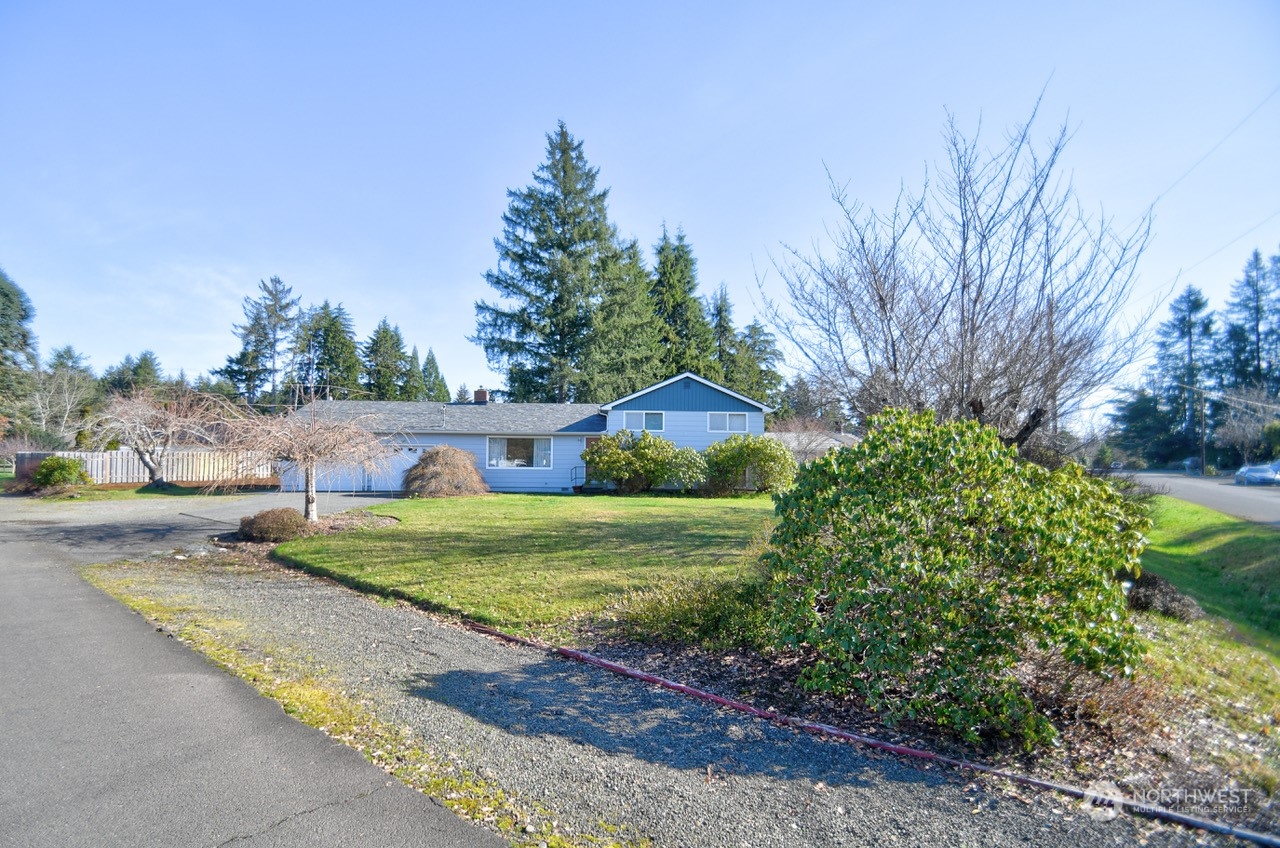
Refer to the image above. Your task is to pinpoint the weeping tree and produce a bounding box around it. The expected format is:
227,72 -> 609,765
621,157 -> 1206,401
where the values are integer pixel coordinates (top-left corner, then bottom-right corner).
223,404 -> 390,521
767,102 -> 1152,445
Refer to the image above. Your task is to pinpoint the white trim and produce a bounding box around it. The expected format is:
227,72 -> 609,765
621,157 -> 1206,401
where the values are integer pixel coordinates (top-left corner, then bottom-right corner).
708,411 -> 749,433
600,372 -> 773,413
486,435 -> 554,469
623,410 -> 665,432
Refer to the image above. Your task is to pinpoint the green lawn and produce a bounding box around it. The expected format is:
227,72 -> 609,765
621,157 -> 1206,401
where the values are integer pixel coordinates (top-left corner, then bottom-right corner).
30,482 -> 277,502
276,493 -> 776,634
1142,495 -> 1280,656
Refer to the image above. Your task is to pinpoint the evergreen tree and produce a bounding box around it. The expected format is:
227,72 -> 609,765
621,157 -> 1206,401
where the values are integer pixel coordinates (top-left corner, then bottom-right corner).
288,302 -> 360,401
1155,285 -> 1214,450
217,277 -> 300,407
774,375 -> 844,427
257,277 -> 300,401
579,240 -> 665,401
708,285 -> 738,385
1107,388 -> 1182,466
651,227 -> 714,378
0,267 -> 37,421
101,351 -> 164,395
402,346 -> 428,401
214,299 -> 271,403
421,348 -> 450,402
454,383 -> 470,404
732,320 -> 785,404
1214,250 -> 1274,390
472,122 -> 617,402
361,318 -> 409,401
0,267 -> 36,371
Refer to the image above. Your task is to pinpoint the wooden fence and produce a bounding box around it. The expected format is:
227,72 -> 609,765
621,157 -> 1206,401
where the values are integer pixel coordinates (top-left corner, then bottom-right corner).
15,449 -> 276,485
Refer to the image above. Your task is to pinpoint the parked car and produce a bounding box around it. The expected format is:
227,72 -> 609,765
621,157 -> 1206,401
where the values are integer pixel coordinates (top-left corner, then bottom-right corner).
1234,462 -> 1280,485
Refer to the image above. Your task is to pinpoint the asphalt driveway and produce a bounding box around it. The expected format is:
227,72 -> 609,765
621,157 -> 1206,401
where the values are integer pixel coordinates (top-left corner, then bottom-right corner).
0,490 -> 501,848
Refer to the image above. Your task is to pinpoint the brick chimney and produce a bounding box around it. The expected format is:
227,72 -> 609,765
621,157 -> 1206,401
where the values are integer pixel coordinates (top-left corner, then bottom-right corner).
473,387 -> 489,404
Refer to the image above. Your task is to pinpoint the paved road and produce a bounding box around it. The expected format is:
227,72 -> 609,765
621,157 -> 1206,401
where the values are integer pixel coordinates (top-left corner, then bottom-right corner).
0,490 -> 502,848
1135,471 -> 1280,524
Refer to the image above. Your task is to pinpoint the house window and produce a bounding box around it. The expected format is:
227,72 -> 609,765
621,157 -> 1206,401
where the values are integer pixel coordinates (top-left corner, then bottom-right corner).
623,411 -> 664,432
488,437 -> 551,468
708,412 -> 748,433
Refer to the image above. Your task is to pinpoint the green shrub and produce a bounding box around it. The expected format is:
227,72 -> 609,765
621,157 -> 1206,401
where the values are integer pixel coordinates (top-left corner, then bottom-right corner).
702,434 -> 797,495
666,446 -> 708,492
32,455 -> 91,489
240,508 -> 310,543
582,430 -> 702,493
616,575 -> 772,650
764,409 -> 1147,747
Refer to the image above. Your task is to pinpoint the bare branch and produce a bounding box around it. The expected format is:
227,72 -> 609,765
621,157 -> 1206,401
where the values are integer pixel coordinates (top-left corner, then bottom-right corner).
762,107 -> 1153,447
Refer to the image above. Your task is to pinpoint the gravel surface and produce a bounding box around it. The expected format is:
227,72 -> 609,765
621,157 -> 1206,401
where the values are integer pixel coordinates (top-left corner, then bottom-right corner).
104,550 -> 1215,848
4,492 -> 1234,846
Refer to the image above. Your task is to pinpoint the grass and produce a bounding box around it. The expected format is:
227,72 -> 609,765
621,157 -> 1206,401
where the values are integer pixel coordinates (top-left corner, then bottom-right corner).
1141,495 -> 1280,657
277,493 -> 776,638
32,482 -> 276,502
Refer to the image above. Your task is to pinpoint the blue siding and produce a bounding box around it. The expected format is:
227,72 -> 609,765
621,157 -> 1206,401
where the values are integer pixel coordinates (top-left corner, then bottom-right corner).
611,376 -> 760,412
606,409 -> 765,451
285,433 -> 590,493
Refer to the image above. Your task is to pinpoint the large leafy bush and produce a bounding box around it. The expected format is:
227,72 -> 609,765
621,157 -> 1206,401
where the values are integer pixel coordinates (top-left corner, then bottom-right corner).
582,430 -> 705,493
702,434 -> 797,495
764,410 -> 1147,746
32,455 -> 91,489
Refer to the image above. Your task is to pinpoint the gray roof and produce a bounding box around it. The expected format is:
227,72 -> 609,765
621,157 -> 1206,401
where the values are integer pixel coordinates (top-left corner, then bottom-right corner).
766,430 -> 859,460
295,400 -> 607,436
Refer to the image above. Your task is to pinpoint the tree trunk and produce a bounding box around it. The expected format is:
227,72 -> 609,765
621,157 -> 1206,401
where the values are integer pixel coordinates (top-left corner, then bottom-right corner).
303,463 -> 319,522
138,451 -> 167,488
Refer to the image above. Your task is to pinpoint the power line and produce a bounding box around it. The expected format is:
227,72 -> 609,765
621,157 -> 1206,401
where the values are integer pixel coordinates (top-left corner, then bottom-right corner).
1147,83 -> 1280,212
1179,206 -> 1280,276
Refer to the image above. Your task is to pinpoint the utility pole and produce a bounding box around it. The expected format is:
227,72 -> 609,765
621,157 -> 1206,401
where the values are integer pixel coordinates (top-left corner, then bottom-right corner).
1199,388 -> 1207,476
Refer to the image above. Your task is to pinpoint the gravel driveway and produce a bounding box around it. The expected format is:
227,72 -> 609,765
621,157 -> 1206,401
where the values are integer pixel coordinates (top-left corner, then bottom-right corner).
8,492 -> 1218,846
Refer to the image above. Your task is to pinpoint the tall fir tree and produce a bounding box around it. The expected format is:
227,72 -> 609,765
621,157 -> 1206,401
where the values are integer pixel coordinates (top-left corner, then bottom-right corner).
421,348 -> 450,402
579,240 -> 665,401
1217,250 -> 1275,390
708,284 -> 738,385
215,299 -> 271,403
472,122 -> 617,402
1155,285 -> 1214,448
402,346 -> 428,401
0,267 -> 37,420
732,320 -> 784,405
651,227 -> 715,379
289,302 -> 360,401
361,318 -> 409,401
101,351 -> 164,396
254,276 -> 301,404
216,277 -> 299,406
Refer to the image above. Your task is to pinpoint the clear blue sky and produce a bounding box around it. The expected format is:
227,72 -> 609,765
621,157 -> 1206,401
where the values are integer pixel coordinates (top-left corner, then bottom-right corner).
3,1 -> 1278,404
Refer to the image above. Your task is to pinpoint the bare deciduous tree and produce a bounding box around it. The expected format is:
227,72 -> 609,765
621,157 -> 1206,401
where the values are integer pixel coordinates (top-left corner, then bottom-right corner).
766,103 -> 1152,446
1214,387 -> 1278,464
223,405 -> 391,521
29,366 -> 98,446
92,390 -> 233,487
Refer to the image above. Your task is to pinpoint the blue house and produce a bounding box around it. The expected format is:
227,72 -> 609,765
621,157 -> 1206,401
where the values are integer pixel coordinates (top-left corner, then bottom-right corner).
281,373 -> 772,494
